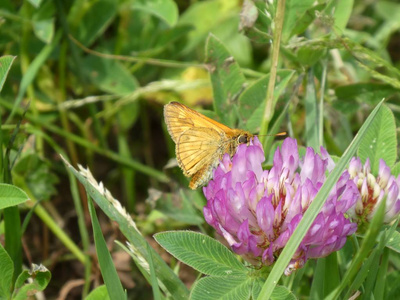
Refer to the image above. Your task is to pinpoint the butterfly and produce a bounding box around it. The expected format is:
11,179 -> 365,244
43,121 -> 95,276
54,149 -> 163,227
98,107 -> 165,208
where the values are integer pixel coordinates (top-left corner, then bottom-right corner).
164,102 -> 254,189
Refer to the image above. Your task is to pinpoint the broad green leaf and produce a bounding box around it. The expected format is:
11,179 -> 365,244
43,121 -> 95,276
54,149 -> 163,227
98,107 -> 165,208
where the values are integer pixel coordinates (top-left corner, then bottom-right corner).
282,0 -> 314,42
190,275 -> 251,300
332,0 -> 354,32
205,34 -> 246,126
290,3 -> 327,37
239,70 -> 295,132
131,0 -> 178,27
0,56 -> 15,93
62,159 -> 189,300
358,105 -> 397,174
86,285 -> 110,300
392,162 -> 400,176
386,230 -> 400,253
252,280 -> 296,300
87,198 -> 126,300
32,0 -> 55,43
32,19 -> 54,44
0,183 -> 29,210
0,243 -> 13,298
154,231 -> 247,276
257,99 -> 385,300
13,154 -> 59,202
83,56 -> 139,95
76,0 -> 117,46
335,83 -> 398,105
179,0 -> 238,54
27,0 -> 41,8
13,264 -> 51,300
241,2 -> 272,43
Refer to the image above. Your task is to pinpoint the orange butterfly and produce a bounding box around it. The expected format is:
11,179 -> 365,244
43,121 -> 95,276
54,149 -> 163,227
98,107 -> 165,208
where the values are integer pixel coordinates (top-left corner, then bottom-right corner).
164,102 -> 253,189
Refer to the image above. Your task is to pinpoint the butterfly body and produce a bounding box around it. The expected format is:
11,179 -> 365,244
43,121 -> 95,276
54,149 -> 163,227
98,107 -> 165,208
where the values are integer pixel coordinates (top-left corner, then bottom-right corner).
164,102 -> 253,189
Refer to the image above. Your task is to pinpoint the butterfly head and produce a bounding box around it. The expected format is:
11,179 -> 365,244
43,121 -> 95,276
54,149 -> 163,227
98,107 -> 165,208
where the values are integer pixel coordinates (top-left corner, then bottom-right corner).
236,131 -> 254,145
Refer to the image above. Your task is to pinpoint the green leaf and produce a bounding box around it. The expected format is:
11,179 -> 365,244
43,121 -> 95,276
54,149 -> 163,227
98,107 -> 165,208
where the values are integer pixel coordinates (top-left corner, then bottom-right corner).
86,285 -> 110,300
83,56 -> 139,95
190,275 -> 251,300
13,264 -> 51,300
358,105 -> 397,174
282,0 -> 314,42
257,99 -> 385,300
26,0 -> 42,8
12,154 -> 59,202
85,285 -> 110,300
335,83 -> 398,105
386,230 -> 400,253
205,34 -> 247,126
32,0 -> 55,43
87,198 -> 126,299
62,159 -> 189,300
76,0 -> 117,46
32,19 -> 54,44
252,279 -> 296,300
178,1 -> 237,53
0,243 -> 13,299
0,183 -> 29,210
290,3 -> 327,37
332,0 -> 354,32
239,70 -> 295,132
392,162 -> 400,177
131,0 -> 178,27
154,231 -> 247,276
0,56 -> 16,93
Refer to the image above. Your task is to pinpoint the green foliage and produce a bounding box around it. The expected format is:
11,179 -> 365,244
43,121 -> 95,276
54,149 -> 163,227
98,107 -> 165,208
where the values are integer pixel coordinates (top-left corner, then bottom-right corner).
0,184 -> 29,210
0,243 -> 51,300
87,198 -> 126,300
155,231 -> 247,276
358,105 -> 397,173
0,0 -> 399,298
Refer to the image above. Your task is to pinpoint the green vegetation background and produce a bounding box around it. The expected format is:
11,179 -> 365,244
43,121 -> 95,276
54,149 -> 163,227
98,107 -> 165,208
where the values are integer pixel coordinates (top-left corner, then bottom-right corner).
0,0 -> 400,298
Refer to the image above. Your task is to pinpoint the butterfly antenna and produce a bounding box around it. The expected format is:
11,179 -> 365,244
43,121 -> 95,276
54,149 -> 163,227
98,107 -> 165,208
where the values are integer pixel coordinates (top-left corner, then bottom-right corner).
256,131 -> 287,137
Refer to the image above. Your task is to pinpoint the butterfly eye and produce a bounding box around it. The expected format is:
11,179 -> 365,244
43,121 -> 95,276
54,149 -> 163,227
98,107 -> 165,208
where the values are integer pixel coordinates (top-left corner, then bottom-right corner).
238,135 -> 248,144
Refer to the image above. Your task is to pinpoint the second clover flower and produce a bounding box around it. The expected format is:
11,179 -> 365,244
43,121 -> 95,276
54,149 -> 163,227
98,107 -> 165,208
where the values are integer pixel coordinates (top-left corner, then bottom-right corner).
203,137 -> 359,275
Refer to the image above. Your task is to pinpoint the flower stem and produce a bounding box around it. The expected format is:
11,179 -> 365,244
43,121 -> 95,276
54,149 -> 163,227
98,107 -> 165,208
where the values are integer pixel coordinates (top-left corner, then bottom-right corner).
259,0 -> 286,146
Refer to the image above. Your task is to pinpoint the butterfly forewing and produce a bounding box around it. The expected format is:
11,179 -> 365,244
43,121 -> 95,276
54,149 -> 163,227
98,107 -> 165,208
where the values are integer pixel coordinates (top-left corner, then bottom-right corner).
164,102 -> 232,142
177,127 -> 222,177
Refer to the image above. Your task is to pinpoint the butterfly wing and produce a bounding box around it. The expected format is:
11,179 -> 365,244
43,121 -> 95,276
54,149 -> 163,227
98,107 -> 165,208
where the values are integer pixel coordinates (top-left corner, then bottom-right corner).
164,101 -> 232,143
176,127 -> 222,179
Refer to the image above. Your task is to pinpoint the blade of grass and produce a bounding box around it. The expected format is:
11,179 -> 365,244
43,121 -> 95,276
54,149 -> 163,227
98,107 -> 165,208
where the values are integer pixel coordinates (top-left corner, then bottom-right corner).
256,99 -> 385,300
87,197 -> 126,299
330,196 -> 386,300
6,30 -> 62,123
62,158 -> 190,299
3,207 -> 22,284
147,243 -> 162,300
305,67 -> 319,148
